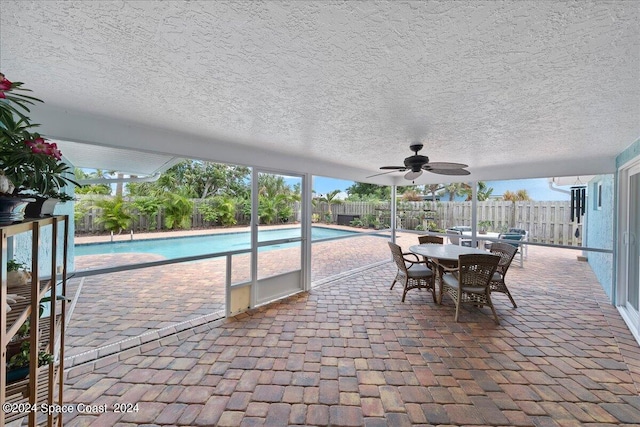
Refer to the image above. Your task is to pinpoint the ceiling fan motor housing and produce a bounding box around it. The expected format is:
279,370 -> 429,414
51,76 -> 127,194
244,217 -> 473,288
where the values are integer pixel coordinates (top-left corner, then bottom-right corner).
404,154 -> 429,171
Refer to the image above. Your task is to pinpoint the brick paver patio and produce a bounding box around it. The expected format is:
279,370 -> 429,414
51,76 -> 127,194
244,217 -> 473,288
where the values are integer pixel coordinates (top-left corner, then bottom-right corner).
65,228 -> 393,365
52,231 -> 640,426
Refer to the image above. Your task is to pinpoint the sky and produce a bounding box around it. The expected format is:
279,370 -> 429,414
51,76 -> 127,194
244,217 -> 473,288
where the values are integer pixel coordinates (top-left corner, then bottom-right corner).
486,178 -> 571,201
312,176 -> 354,195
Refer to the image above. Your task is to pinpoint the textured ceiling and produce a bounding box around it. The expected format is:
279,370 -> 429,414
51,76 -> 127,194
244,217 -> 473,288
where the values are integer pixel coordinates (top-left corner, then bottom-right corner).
1,1 -> 638,185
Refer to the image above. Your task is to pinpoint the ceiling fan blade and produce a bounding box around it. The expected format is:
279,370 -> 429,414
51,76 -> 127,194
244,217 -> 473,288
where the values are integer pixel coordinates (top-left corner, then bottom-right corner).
427,168 -> 471,176
424,162 -> 469,170
379,166 -> 407,170
366,170 -> 400,178
404,170 -> 423,180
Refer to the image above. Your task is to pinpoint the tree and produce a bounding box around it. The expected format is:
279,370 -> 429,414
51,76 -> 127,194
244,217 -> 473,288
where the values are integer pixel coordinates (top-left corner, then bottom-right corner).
424,184 -> 445,203
503,189 -> 531,201
127,160 -> 250,199
502,189 -> 531,228
440,183 -> 466,201
75,183 -> 111,195
401,189 -> 423,201
258,174 -> 296,199
346,183 -> 390,201
74,168 -> 112,195
257,174 -> 298,224
318,189 -> 344,222
461,182 -> 494,201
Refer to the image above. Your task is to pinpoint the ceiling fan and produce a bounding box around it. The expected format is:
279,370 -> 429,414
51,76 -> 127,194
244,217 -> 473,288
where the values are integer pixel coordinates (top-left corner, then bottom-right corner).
368,142 -> 470,180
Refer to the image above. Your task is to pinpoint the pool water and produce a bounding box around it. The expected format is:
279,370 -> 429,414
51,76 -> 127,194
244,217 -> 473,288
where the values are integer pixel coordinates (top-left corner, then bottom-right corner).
75,227 -> 358,259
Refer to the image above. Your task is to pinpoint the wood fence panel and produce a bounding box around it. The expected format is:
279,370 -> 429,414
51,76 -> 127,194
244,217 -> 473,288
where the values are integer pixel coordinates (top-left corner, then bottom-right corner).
553,202 -> 561,244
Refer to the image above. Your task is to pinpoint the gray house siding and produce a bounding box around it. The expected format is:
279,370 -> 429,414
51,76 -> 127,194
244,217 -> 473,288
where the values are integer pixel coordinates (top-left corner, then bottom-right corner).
585,175 -> 615,298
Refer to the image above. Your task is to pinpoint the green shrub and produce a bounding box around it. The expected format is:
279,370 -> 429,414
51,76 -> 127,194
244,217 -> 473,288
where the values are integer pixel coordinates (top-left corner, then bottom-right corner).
163,193 -> 193,229
95,196 -> 132,234
259,196 -> 278,225
198,201 -> 219,224
278,204 -> 293,223
132,197 -> 161,230
214,196 -> 237,227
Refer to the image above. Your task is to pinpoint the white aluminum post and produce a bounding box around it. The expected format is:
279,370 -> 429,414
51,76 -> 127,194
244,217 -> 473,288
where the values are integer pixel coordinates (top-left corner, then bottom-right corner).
391,185 -> 397,242
302,173 -> 312,291
471,181 -> 478,247
250,168 -> 258,308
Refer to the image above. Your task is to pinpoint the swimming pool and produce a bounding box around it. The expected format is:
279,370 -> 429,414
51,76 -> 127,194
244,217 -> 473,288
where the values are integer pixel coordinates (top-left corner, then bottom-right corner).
75,227 -> 359,259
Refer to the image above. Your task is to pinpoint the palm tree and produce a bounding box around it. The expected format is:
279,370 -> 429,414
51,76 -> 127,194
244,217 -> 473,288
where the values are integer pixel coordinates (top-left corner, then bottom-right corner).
257,174 -> 299,224
401,189 -> 423,201
461,182 -> 494,201
503,189 -> 531,202
424,184 -> 445,203
319,189 -> 344,222
441,183 -> 466,201
502,189 -> 531,228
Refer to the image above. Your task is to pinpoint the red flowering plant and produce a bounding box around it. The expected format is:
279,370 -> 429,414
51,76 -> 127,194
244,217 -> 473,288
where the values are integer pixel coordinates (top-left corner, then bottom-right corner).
0,73 -> 77,200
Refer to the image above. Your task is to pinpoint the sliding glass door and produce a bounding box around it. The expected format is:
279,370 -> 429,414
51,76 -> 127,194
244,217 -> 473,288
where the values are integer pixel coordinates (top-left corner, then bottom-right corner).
618,160 -> 640,339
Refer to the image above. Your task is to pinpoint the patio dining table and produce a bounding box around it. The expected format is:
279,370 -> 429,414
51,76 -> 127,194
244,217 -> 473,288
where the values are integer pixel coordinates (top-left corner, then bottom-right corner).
409,244 -> 489,304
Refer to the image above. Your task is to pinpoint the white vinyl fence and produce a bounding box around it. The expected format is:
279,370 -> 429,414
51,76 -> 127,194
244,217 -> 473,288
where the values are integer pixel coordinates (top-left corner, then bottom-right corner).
316,200 -> 582,246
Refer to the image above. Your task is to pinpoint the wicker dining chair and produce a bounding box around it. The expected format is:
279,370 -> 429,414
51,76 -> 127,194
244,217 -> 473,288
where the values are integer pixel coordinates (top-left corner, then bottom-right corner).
489,242 -> 519,308
499,233 -> 525,267
388,242 -> 436,302
418,235 -> 444,245
417,234 -> 457,270
441,253 -> 501,324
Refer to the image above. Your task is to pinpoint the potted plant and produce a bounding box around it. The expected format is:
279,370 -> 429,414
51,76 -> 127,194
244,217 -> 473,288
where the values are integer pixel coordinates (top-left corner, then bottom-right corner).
6,290 -> 67,380
24,191 -> 76,218
6,258 -> 31,289
6,318 -> 30,362
0,73 -> 78,221
6,339 -> 54,383
478,220 -> 493,234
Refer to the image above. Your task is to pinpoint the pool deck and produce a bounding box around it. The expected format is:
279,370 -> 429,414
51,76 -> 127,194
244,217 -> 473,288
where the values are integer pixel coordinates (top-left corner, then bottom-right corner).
66,225 -> 393,366
48,226 -> 640,425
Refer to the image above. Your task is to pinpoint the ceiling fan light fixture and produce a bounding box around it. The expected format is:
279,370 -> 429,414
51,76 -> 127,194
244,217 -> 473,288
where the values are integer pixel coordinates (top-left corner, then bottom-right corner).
404,170 -> 422,180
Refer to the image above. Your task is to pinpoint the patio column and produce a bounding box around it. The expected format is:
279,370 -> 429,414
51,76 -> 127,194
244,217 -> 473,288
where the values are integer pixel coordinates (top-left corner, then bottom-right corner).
471,181 -> 478,247
391,185 -> 397,243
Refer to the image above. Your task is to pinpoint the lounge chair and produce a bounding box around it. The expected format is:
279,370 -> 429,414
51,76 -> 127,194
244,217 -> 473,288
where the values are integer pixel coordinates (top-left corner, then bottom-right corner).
445,229 -> 473,246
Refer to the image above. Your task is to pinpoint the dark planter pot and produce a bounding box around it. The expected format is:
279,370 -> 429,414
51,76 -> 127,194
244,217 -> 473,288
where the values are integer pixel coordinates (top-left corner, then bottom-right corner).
0,196 -> 33,225
25,197 -> 59,218
6,337 -> 29,361
6,366 -> 29,383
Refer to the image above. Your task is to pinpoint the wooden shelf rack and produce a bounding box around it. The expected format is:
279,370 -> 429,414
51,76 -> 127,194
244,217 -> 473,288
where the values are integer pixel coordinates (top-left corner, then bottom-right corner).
1,216 -> 69,427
